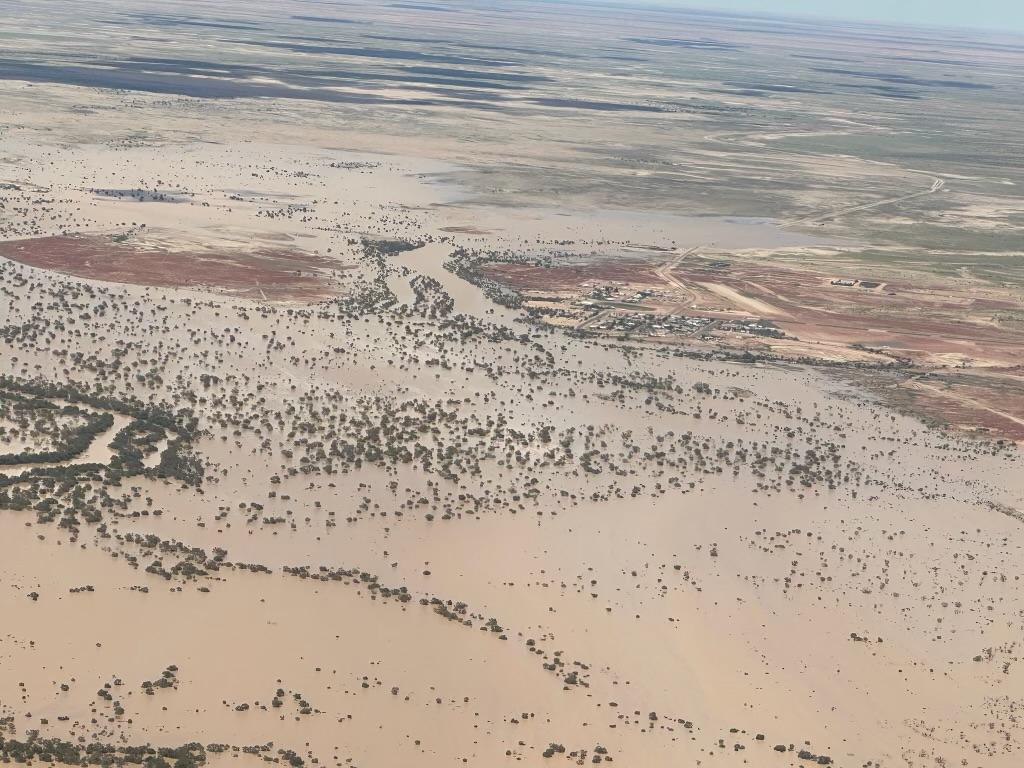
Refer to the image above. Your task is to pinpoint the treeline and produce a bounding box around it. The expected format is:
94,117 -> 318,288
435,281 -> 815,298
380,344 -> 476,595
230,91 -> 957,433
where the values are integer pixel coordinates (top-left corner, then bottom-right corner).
0,409 -> 112,466
445,247 -> 524,309
152,437 -> 205,486
365,237 -> 423,256
0,736 -> 206,768
107,421 -> 166,474
0,374 -> 199,436
0,375 -> 206,494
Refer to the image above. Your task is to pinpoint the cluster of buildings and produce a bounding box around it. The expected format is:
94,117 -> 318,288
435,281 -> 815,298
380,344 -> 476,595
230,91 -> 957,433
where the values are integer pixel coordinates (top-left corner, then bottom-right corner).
589,312 -> 712,336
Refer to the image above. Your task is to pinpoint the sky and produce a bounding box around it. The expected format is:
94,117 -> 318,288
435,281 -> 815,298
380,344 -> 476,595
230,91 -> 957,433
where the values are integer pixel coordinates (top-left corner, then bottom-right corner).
629,0 -> 1024,33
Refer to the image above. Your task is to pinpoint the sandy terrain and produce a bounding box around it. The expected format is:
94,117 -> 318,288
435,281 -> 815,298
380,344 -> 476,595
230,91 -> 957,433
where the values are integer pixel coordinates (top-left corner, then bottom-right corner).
0,3 -> 1022,768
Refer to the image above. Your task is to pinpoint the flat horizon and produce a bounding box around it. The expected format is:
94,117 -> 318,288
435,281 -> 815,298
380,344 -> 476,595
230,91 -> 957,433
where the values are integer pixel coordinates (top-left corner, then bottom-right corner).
585,0 -> 1024,35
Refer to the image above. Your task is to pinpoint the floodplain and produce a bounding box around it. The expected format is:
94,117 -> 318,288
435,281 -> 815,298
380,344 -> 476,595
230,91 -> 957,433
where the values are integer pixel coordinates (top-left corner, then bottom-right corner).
0,3 -> 1022,768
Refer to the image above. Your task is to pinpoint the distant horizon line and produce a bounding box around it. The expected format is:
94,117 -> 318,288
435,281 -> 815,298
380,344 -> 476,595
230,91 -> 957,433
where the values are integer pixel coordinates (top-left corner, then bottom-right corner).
558,0 -> 1024,38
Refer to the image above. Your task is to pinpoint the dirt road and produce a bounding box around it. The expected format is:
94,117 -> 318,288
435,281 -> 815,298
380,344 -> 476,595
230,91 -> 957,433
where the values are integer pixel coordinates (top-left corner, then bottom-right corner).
791,178 -> 945,226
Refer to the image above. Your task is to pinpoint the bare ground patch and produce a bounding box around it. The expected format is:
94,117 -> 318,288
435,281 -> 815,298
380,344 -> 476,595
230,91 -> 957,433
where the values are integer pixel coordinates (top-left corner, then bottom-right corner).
481,260 -> 662,291
0,234 -> 346,301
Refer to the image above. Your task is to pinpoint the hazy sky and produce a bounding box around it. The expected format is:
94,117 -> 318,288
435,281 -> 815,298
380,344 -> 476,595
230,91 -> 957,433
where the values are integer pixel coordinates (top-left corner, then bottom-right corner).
636,0 -> 1024,33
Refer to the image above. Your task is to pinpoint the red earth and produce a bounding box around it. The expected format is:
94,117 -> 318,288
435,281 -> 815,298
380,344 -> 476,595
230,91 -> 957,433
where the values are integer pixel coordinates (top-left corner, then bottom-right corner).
0,235 -> 346,300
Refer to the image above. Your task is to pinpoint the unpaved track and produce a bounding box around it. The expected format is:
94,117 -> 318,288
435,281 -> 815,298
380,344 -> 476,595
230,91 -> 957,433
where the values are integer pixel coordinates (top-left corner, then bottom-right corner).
910,377 -> 1024,434
791,177 -> 945,225
574,306 -> 615,330
654,245 -> 701,304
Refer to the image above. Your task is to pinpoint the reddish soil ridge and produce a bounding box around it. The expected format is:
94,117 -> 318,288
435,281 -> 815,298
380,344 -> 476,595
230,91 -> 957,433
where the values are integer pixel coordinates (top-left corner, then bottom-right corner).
0,234 -> 342,301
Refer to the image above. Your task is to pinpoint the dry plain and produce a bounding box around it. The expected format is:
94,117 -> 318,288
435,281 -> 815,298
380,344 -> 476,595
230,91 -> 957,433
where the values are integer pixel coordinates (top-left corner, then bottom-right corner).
0,3 -> 1023,768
